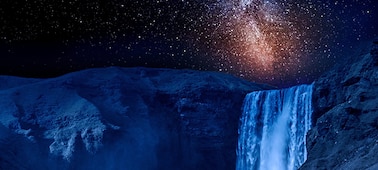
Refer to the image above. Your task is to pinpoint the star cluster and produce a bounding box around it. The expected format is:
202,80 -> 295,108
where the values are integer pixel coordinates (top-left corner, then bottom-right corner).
207,0 -> 322,82
0,0 -> 377,87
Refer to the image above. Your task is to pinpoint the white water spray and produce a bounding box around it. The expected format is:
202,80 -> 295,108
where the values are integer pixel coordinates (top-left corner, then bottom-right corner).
236,84 -> 313,170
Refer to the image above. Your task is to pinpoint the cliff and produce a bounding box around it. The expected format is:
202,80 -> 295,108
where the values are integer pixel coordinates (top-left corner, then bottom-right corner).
301,38 -> 378,169
0,67 -> 270,170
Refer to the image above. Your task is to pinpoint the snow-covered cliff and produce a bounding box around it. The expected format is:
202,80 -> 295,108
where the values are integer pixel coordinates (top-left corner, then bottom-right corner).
0,67 -> 270,170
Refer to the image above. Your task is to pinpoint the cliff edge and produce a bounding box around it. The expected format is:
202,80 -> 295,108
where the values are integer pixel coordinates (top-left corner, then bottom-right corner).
301,38 -> 378,170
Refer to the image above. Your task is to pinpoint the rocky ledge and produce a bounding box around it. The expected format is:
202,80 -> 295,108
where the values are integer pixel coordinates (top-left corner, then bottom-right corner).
0,67 -> 270,170
301,38 -> 378,169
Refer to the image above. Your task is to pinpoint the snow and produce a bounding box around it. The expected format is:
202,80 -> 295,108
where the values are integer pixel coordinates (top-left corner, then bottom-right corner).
0,66 -> 268,169
0,83 -> 106,160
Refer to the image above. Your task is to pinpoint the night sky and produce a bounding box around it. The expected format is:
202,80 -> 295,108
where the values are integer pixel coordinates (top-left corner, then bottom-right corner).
0,0 -> 377,87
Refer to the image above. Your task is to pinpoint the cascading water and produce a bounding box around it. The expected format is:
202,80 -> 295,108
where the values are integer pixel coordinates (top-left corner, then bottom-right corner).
236,84 -> 313,170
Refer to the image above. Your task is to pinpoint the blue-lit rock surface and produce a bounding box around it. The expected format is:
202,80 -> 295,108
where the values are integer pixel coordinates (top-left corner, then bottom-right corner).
0,67 -> 270,170
301,39 -> 378,169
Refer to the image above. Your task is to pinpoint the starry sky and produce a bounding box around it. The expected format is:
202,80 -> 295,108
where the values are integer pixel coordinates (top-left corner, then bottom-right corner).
0,0 -> 377,87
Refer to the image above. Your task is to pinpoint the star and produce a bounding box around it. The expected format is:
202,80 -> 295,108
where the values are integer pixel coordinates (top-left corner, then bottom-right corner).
0,0 -> 377,87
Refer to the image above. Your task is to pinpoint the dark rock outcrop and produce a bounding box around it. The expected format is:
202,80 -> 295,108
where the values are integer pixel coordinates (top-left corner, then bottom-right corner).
301,39 -> 378,169
0,67 -> 270,170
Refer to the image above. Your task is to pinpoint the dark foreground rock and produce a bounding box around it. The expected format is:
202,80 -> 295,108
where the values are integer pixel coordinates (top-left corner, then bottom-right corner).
301,39 -> 378,169
0,67 -> 270,170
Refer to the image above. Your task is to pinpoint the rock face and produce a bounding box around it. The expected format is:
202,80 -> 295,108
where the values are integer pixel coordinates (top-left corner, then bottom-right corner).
0,67 -> 270,170
301,39 -> 378,170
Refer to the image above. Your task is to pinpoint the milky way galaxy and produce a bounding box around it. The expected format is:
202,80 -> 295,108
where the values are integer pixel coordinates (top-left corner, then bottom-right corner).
210,0 -> 310,78
209,0 -> 347,86
0,0 -> 377,87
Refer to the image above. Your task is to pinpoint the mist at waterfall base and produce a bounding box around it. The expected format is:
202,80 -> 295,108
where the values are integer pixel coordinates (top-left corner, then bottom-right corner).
237,84 -> 313,170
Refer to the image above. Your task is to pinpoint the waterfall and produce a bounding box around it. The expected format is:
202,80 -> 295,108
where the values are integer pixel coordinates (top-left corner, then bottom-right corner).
236,84 -> 313,170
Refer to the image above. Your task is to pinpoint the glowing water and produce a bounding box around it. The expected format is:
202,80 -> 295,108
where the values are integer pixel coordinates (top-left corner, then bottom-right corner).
236,84 -> 313,170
